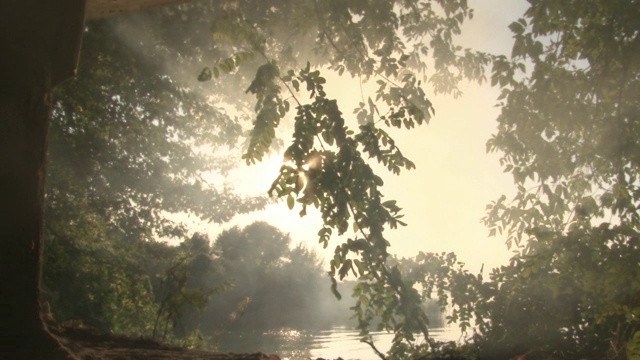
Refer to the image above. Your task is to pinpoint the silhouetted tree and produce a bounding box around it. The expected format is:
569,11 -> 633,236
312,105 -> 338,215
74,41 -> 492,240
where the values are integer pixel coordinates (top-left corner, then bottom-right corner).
202,222 -> 329,332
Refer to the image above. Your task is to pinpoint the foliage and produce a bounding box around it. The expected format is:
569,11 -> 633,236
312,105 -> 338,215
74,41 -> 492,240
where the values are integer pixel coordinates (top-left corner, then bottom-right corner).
153,233 -> 227,340
302,1 -> 640,359
396,252 -> 483,334
46,0 -> 640,358
473,230 -> 640,358
196,1 -> 490,356
44,4 -> 269,333
471,0 -> 640,358
202,222 -> 332,332
43,222 -> 161,334
49,13 -> 266,241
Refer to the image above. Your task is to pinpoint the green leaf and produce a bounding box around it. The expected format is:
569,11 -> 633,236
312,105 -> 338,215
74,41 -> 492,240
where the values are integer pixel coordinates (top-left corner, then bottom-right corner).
508,19 -> 525,35
287,193 -> 295,210
197,67 -> 212,82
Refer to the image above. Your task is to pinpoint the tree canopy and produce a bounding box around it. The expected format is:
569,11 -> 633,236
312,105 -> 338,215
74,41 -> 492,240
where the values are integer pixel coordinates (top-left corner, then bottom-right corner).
199,0 -> 490,356
204,222 -> 333,332
44,8 -> 268,333
430,1 -> 640,358
47,0 -> 489,357
40,0 -> 640,359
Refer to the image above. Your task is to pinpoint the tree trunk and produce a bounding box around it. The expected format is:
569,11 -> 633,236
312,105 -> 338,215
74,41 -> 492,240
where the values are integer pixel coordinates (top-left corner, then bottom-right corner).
0,1 -> 84,358
0,0 -> 194,357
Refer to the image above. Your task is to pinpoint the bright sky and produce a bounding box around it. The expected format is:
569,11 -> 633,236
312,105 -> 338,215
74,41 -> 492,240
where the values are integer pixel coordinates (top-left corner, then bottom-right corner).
199,0 -> 530,274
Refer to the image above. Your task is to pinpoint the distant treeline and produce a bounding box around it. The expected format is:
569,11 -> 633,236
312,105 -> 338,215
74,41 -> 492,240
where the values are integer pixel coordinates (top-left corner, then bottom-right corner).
44,221 -> 444,340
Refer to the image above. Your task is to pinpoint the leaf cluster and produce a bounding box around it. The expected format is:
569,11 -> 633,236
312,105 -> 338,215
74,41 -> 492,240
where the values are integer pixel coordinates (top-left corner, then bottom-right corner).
476,1 -> 640,358
211,0 -> 492,357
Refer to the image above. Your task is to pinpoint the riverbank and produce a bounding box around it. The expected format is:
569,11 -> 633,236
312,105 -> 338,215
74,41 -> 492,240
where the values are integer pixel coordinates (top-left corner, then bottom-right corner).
47,321 -> 462,359
49,322 -> 285,360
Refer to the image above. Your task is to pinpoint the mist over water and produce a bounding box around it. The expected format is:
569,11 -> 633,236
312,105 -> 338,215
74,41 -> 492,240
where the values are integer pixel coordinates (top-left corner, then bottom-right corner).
214,324 -> 463,360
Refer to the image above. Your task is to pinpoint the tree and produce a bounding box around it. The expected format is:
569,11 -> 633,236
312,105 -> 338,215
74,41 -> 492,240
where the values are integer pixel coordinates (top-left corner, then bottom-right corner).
153,233 -> 227,340
43,8 -> 270,329
332,1 -> 640,358
196,1 -> 488,356
464,0 -> 640,358
0,1 -> 86,358
43,224 -> 162,334
1,0 -> 233,357
1,0 -> 488,358
215,222 -> 290,270
49,8 -> 268,240
208,222 -> 295,330
204,222 -> 329,331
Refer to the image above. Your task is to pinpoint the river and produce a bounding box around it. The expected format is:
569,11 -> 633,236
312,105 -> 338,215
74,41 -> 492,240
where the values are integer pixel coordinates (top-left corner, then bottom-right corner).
213,325 -> 464,360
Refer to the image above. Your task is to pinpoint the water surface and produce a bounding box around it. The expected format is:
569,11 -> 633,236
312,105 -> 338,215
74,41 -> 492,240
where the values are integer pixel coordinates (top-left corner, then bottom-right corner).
214,325 -> 463,359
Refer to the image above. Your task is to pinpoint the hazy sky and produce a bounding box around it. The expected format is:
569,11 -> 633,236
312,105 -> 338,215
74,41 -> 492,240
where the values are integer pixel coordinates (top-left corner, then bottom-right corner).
201,0 -> 530,274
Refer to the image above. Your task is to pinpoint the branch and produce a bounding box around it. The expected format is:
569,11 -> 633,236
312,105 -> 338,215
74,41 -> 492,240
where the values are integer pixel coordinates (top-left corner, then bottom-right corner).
362,338 -> 388,360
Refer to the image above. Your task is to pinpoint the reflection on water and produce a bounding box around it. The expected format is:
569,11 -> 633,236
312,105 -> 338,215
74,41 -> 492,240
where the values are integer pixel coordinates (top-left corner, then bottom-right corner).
214,325 -> 463,360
